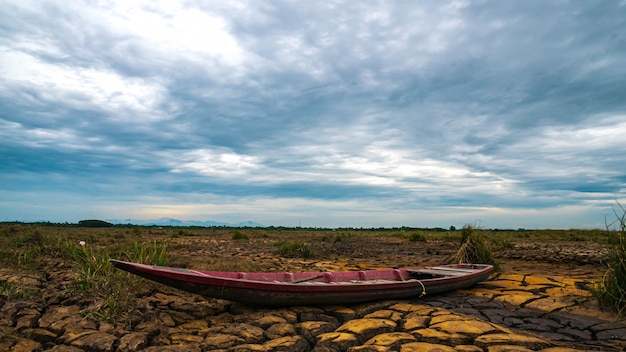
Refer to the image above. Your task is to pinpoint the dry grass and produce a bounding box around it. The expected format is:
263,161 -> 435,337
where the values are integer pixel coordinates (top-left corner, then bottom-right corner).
594,202 -> 626,316
447,225 -> 501,271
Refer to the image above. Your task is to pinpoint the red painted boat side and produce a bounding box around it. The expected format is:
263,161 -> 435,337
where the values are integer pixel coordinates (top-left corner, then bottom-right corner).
110,260 -> 493,306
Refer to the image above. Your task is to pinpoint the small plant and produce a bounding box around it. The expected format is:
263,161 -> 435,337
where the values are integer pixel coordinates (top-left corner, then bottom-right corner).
274,240 -> 315,258
231,230 -> 249,240
0,281 -> 34,300
594,202 -> 626,316
447,225 -> 501,271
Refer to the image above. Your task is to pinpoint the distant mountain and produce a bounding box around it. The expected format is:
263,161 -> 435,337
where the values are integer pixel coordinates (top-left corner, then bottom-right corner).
105,217 -> 264,227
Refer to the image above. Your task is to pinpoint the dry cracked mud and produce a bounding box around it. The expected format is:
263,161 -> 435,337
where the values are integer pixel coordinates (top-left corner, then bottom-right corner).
1,228 -> 625,351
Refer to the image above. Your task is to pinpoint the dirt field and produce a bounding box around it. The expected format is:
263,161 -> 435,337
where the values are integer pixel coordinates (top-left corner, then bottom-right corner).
1,226 -> 624,351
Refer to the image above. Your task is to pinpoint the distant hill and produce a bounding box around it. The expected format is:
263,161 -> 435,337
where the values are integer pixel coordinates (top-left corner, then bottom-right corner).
105,218 -> 264,227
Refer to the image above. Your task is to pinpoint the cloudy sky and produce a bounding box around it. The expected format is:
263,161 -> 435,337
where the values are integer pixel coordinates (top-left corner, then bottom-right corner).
1,1 -> 625,229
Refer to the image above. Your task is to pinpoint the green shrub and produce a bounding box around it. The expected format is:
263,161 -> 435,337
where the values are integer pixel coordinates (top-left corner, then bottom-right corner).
274,240 -> 315,258
594,202 -> 626,316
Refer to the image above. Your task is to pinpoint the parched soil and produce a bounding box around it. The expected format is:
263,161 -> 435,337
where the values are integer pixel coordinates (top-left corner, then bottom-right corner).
1,228 -> 625,351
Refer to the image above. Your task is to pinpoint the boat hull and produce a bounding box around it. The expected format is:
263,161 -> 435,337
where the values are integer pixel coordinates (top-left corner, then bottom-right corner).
110,260 -> 493,306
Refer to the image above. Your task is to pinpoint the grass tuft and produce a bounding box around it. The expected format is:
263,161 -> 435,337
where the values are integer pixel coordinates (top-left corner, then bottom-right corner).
447,224 -> 501,271
65,239 -> 169,321
274,240 -> 315,258
0,281 -> 34,300
594,202 -> 626,316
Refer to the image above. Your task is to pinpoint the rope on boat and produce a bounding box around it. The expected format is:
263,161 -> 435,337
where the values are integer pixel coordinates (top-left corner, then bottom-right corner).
416,279 -> 426,297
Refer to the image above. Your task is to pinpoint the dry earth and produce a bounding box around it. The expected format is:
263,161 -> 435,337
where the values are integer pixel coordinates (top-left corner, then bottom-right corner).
1,228 -> 625,351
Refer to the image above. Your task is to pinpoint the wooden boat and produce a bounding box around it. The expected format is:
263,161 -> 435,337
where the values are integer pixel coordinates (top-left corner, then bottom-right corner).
110,260 -> 493,306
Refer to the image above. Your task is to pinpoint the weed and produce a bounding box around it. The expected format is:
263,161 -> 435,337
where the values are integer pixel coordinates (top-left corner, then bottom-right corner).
594,202 -> 626,316
274,240 -> 315,258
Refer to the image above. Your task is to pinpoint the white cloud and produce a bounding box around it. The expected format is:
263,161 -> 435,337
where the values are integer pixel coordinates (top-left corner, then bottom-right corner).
166,148 -> 262,177
0,48 -> 169,121
100,1 -> 246,67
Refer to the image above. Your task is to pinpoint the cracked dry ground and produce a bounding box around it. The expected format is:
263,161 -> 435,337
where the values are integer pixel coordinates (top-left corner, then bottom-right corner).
2,229 -> 626,351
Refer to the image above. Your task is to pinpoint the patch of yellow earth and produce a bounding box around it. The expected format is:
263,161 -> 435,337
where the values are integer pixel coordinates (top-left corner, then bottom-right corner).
266,323 -> 296,339
316,332 -> 359,350
524,298 -> 575,312
403,313 -> 430,330
349,345 -> 389,351
559,277 -> 591,287
177,319 -> 209,332
454,345 -> 484,352
323,305 -> 357,321
429,314 -> 461,325
60,330 -> 97,344
10,339 -> 42,352
544,286 -> 592,297
430,320 -> 500,336
493,291 -> 538,307
263,336 -> 309,351
256,315 -> 288,329
229,344 -> 265,351
364,310 -> 404,322
487,345 -> 534,352
388,302 -> 435,314
412,328 -> 472,345
363,332 -> 417,348
400,341 -> 456,352
204,334 -> 245,349
551,304 -> 618,321
538,348 -> 582,352
336,319 -> 397,342
170,333 -> 204,344
523,276 -> 563,286
460,287 -> 496,299
490,273 -> 526,282
486,279 -> 547,291
475,333 -> 551,350
519,284 -> 558,291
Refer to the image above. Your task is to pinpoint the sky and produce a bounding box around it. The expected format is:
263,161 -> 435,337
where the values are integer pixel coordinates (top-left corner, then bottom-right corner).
1,1 -> 625,229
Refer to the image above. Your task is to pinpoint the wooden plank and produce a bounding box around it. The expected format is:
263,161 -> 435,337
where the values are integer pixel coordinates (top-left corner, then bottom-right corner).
430,266 -> 480,272
407,269 -> 465,277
